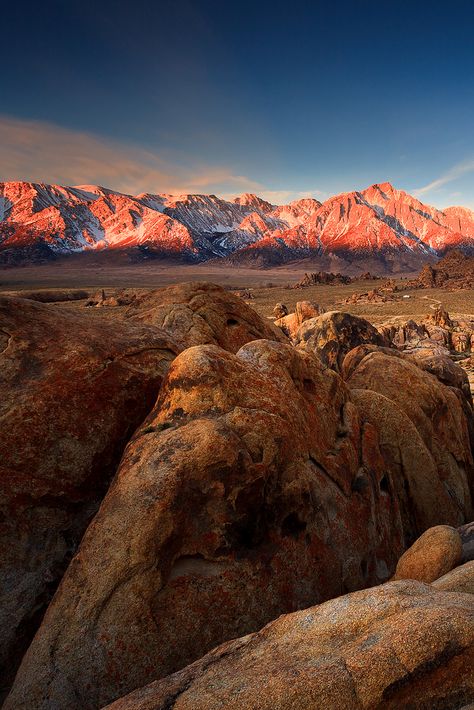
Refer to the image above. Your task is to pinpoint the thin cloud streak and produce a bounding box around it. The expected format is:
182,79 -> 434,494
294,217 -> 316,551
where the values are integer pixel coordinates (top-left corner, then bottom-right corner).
414,159 -> 474,197
0,115 -> 264,196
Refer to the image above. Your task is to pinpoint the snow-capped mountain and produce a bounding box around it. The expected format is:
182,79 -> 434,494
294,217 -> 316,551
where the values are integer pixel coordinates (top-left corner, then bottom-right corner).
1,180 -> 473,267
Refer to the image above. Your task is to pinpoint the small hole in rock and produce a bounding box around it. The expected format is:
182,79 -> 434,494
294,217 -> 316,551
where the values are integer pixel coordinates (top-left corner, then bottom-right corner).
379,475 -> 390,494
281,512 -> 307,539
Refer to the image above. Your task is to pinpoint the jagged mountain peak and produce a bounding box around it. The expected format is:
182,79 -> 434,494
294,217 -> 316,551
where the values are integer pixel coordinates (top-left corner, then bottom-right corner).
233,193 -> 274,212
365,181 -> 397,197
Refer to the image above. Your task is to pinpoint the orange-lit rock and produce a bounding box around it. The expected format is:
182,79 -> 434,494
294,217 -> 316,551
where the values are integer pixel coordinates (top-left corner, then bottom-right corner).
346,350 -> 474,523
295,311 -> 390,372
5,340 -> 408,710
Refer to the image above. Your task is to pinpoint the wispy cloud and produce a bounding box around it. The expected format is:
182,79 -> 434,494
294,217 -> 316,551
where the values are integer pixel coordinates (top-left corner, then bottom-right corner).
0,115 -> 263,196
414,159 -> 474,197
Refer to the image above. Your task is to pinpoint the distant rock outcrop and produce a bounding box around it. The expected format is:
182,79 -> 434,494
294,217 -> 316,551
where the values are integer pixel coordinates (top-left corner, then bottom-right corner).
274,300 -> 325,338
292,271 -> 352,287
409,250 -> 474,290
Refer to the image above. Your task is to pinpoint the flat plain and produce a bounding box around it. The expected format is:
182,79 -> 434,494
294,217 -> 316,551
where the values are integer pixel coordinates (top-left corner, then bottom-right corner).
1,259 -> 473,325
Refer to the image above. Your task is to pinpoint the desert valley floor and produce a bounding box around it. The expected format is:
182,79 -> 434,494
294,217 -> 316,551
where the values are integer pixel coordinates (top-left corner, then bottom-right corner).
1,259 -> 473,323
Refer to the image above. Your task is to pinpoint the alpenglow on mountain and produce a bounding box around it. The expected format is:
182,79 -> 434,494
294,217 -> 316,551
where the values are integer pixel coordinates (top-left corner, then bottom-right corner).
1,181 -> 474,268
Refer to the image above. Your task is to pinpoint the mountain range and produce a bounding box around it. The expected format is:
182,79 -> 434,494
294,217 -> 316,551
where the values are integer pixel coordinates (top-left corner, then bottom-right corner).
1,180 -> 474,270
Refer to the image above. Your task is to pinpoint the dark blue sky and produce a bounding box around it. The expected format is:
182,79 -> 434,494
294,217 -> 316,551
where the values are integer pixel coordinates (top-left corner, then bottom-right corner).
1,0 -> 474,206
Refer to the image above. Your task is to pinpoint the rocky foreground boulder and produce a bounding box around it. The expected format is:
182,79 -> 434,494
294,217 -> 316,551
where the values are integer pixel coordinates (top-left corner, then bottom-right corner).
6,335 -> 474,710
433,561 -> 474,594
0,296 -> 180,688
294,311 -> 390,372
4,339 -> 411,710
104,581 -> 474,710
346,349 -> 474,523
3,290 -> 474,709
126,281 -> 286,351
392,525 -> 463,583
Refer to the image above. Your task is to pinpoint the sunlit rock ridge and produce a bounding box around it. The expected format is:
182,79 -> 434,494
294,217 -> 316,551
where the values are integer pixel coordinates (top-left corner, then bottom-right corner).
1,180 -> 474,266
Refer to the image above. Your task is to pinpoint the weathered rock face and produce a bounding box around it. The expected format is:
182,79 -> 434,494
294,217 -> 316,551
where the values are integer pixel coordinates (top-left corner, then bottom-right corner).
294,311 -> 391,372
274,301 -> 325,339
391,319 -> 431,349
104,581 -> 474,710
393,525 -> 462,583
404,349 -> 473,405
127,282 -> 286,351
433,561 -> 474,594
5,340 -> 409,710
341,344 -> 403,381
452,330 -> 473,353
295,300 -> 325,322
343,343 -> 473,407
350,390 -> 461,547
346,350 -> 474,525
0,296 -> 179,687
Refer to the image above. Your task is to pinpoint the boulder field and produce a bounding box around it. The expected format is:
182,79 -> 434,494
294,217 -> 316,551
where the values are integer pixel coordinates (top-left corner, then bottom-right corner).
1,283 -> 473,709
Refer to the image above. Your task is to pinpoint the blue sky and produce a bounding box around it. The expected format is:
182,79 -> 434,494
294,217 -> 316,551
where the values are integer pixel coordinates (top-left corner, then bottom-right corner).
1,0 -> 474,207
